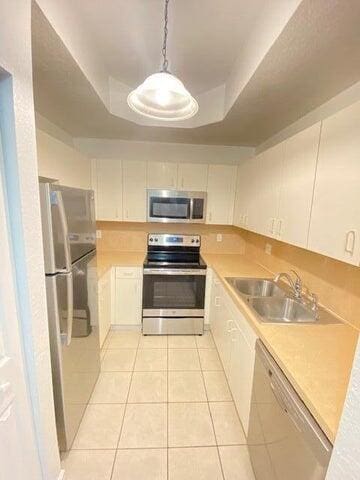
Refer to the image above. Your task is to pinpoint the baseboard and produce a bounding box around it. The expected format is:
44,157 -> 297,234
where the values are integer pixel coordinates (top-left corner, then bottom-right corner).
110,324 -> 142,331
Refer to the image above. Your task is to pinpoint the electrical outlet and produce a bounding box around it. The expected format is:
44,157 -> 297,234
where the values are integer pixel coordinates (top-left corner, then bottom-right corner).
216,233 -> 223,242
265,243 -> 272,255
96,230 -> 102,239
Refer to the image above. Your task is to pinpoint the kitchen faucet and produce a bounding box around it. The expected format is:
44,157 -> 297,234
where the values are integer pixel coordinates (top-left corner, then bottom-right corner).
274,270 -> 319,318
274,270 -> 302,298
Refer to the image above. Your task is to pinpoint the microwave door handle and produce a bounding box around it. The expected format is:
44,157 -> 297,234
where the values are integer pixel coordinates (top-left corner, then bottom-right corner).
190,198 -> 194,220
53,190 -> 71,272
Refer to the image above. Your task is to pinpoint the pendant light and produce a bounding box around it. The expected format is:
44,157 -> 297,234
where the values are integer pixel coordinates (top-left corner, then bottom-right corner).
127,0 -> 198,121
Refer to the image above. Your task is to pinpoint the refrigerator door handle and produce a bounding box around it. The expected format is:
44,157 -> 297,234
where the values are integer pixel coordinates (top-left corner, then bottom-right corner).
53,190 -> 71,272
60,272 -> 74,347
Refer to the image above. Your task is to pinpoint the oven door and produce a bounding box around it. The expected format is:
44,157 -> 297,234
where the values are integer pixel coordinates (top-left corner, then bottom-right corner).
142,269 -> 206,317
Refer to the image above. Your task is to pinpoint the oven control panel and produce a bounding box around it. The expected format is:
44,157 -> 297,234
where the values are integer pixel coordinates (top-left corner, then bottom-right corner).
148,234 -> 200,247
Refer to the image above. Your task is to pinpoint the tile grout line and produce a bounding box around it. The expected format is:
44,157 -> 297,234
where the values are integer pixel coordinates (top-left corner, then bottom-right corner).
166,334 -> 169,480
195,333 -> 226,480
70,442 -> 246,452
109,332 -> 141,480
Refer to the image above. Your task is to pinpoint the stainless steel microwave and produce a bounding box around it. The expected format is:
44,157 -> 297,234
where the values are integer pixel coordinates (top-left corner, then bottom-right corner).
147,189 -> 207,223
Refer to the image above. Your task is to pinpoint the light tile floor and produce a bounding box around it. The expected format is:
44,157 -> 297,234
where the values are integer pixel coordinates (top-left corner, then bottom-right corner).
62,330 -> 255,480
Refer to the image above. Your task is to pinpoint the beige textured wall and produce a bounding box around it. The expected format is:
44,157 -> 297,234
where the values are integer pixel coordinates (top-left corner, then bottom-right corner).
242,229 -> 360,331
96,221 -> 246,255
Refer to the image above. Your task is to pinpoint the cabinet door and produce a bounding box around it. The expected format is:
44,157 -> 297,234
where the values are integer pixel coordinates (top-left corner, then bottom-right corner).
147,161 -> 178,190
233,166 -> 243,227
254,143 -> 283,237
123,160 -> 147,222
229,326 -> 256,434
114,278 -> 142,326
94,158 -> 122,221
233,157 -> 258,230
177,163 -> 208,191
308,102 -> 360,265
278,123 -> 320,248
206,165 -> 237,225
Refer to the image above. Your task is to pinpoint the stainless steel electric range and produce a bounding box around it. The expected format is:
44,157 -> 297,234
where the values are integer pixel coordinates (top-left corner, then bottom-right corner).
142,233 -> 207,335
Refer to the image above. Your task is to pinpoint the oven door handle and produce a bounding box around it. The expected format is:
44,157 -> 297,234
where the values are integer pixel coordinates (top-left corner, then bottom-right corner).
143,268 -> 207,276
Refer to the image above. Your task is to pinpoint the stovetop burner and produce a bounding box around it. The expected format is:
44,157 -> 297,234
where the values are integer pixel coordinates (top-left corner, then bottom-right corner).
143,233 -> 207,270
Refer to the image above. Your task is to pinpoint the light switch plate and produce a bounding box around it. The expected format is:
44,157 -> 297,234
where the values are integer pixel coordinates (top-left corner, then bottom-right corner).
265,243 -> 272,255
96,230 -> 102,239
216,233 -> 223,242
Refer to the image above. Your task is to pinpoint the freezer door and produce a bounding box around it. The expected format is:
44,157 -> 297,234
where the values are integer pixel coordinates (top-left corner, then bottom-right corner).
51,184 -> 96,267
45,251 -> 100,452
40,182 -> 96,273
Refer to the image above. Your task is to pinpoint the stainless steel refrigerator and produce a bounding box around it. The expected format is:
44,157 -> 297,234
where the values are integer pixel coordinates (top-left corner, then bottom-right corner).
39,182 -> 100,452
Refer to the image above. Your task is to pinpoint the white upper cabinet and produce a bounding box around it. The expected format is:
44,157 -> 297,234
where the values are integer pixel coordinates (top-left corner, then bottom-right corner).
233,155 -> 261,233
308,102 -> 360,265
277,123 -> 321,248
177,163 -> 208,191
206,164 -> 237,225
122,160 -> 147,222
254,143 -> 283,237
147,161 -> 178,190
93,158 -> 122,221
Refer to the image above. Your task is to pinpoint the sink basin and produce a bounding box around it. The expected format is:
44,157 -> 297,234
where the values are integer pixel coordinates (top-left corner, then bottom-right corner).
226,277 -> 286,298
249,297 -> 317,324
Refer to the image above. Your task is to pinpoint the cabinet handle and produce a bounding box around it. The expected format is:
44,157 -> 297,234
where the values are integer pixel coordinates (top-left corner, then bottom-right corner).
345,230 -> 356,254
244,214 -> 249,226
276,219 -> 283,238
227,319 -> 236,332
215,296 -> 220,307
181,178 -> 184,188
269,217 -> 276,234
208,212 -> 212,222
126,209 -> 129,219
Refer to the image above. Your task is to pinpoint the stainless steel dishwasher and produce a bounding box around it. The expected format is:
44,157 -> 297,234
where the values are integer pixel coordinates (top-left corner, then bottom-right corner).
248,340 -> 332,480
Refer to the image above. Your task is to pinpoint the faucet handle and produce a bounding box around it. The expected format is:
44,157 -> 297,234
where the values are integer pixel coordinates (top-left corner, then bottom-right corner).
290,270 -> 302,284
290,270 -> 302,297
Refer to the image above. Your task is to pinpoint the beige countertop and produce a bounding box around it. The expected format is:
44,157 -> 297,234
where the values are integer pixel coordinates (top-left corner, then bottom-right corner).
96,250 -> 358,443
203,253 -> 359,443
97,251 -> 145,278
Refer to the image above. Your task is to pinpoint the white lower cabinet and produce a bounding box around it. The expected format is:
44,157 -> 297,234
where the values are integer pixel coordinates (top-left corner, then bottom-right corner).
98,268 -> 113,347
210,274 -> 258,434
114,267 -> 142,326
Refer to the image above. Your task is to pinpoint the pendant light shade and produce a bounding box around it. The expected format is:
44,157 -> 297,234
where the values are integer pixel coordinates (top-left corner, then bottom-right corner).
127,72 -> 198,121
127,0 -> 198,121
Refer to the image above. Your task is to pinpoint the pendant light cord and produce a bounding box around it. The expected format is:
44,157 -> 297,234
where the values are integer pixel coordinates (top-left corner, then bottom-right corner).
161,0 -> 170,72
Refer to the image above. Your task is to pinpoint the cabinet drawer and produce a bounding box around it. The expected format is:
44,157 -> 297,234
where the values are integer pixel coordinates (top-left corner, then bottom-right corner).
115,267 -> 141,279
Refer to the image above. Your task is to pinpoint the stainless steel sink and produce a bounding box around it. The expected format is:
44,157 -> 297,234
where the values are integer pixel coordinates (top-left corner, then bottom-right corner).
249,297 -> 317,324
226,277 -> 286,298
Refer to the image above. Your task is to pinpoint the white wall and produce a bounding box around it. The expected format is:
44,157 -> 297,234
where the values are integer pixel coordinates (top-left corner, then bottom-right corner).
0,0 -> 60,478
37,128 -> 91,189
75,137 -> 254,164
327,338 -> 360,479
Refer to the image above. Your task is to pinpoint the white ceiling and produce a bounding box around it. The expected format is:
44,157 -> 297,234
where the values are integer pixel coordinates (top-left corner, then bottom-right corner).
67,0 -> 267,95
32,0 -> 360,146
